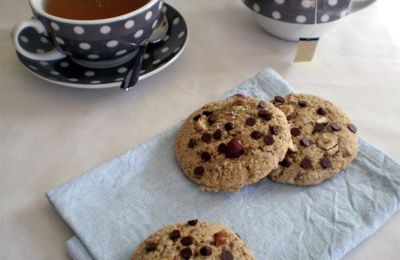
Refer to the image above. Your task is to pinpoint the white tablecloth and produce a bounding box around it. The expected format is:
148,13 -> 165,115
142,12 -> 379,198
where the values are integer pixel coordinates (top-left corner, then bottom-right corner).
1,0 -> 399,259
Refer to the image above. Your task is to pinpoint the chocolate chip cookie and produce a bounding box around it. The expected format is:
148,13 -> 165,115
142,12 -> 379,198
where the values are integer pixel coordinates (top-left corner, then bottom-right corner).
131,220 -> 254,260
175,94 -> 291,192
269,94 -> 359,185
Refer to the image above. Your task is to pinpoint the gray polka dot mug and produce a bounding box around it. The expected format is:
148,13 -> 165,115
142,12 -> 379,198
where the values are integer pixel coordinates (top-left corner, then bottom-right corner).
12,0 -> 163,64
242,0 -> 376,41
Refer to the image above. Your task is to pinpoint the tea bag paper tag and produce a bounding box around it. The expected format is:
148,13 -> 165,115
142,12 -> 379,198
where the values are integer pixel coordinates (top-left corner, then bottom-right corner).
294,37 -> 319,62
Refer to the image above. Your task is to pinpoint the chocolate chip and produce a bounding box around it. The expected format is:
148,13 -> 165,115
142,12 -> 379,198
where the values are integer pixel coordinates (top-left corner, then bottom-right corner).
225,138 -> 245,158
194,166 -> 204,176
298,100 -> 308,107
202,111 -> 213,116
287,111 -> 298,121
251,131 -> 262,140
213,129 -> 222,140
317,107 -> 327,115
245,117 -> 256,126
263,135 -> 274,145
208,115 -> 217,124
200,246 -> 212,256
201,152 -> 211,161
201,133 -> 212,143
258,110 -> 272,120
225,122 -> 235,131
187,219 -> 198,226
348,124 -> 357,133
274,96 -> 285,103
280,156 -> 292,167
213,231 -> 228,246
258,100 -> 268,108
193,114 -> 201,121
221,250 -> 233,260
270,125 -> 280,135
169,230 -> 181,241
331,123 -> 341,132
300,138 -> 311,147
290,128 -> 301,136
181,236 -> 194,246
180,248 -> 192,259
320,157 -> 332,168
145,242 -> 157,252
188,139 -> 196,148
314,123 -> 326,133
301,158 -> 312,169
218,143 -> 227,153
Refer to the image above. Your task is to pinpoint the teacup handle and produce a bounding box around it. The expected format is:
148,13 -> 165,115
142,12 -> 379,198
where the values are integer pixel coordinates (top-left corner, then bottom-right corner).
11,18 -> 66,61
349,0 -> 376,13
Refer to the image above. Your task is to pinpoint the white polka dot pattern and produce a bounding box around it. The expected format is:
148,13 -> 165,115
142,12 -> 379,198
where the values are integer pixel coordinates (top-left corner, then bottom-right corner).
253,4 -> 260,12
328,0 -> 338,6
73,26 -> 84,35
116,49 -> 128,56
242,0 -> 351,24
272,11 -> 281,20
125,20 -> 135,29
145,11 -> 153,21
100,26 -> 111,34
16,3 -> 188,87
55,37 -> 65,45
320,14 -> 330,22
88,54 -> 100,59
79,43 -> 91,50
106,40 -> 119,48
20,36 -> 29,43
161,47 -> 169,53
178,31 -> 185,38
118,67 -> 128,73
40,37 -> 49,43
296,15 -> 307,23
85,71 -> 95,77
152,19 -> 159,29
301,0 -> 314,8
50,22 -> 60,31
60,62 -> 69,68
173,17 -> 180,25
134,30 -> 144,38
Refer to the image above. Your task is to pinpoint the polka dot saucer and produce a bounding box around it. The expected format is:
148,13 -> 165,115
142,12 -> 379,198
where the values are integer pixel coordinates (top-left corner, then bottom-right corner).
16,4 -> 187,89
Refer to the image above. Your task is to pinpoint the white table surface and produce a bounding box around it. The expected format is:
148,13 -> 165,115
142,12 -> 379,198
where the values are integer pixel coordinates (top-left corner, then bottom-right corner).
1,0 -> 400,259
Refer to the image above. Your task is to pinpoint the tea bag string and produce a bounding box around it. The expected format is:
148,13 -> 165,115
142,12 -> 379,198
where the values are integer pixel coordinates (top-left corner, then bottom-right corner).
307,0 -> 319,39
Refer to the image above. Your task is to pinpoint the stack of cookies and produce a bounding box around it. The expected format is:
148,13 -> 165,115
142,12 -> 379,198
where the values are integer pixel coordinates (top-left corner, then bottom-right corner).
175,93 -> 359,191
132,93 -> 359,259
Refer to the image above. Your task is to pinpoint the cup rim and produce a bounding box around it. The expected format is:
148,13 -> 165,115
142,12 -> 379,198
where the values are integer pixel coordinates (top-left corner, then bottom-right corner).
30,0 -> 160,25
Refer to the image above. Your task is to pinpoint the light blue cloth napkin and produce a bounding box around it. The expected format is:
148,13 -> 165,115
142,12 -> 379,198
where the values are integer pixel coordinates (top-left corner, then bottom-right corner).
47,69 -> 400,260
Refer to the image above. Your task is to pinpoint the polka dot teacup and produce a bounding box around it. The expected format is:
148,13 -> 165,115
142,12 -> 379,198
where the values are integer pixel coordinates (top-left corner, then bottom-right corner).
12,0 -> 163,63
242,0 -> 375,41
